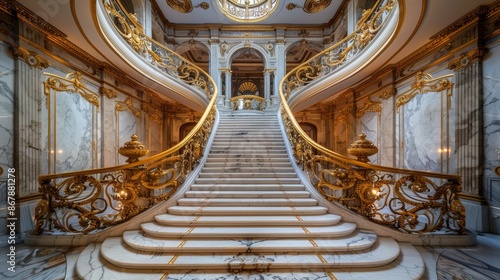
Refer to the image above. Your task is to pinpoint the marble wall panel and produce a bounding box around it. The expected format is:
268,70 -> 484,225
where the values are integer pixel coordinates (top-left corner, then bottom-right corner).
395,71 -> 455,174
334,120 -> 348,155
0,42 -> 14,203
148,121 -> 162,156
41,70 -> 99,174
380,97 -> 395,167
359,111 -> 379,164
117,110 -> 138,165
483,43 -> 500,205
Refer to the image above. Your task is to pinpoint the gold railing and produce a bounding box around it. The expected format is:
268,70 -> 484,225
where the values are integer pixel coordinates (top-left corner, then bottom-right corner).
33,0 -> 217,234
283,0 -> 395,98
229,95 -> 266,111
280,0 -> 465,234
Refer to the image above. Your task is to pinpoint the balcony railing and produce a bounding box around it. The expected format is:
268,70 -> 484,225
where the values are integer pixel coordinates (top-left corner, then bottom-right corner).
229,95 -> 267,111
33,0 -> 217,234
279,0 -> 465,235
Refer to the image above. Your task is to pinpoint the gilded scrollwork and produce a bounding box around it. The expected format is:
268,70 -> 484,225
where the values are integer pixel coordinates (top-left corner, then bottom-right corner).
278,0 -> 466,234
34,0 -> 218,235
43,72 -> 100,108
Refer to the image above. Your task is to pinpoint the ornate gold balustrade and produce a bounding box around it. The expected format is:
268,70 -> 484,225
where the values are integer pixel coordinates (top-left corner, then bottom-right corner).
229,95 -> 267,111
283,0 -> 395,99
33,0 -> 218,235
279,0 -> 465,234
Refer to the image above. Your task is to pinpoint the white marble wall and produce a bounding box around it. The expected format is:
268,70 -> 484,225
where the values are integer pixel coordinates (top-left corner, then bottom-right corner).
148,121 -> 162,156
483,42 -> 500,214
380,94 -> 396,167
116,107 -> 139,165
0,43 -> 14,204
358,111 -> 379,164
395,72 -> 455,174
41,70 -> 99,174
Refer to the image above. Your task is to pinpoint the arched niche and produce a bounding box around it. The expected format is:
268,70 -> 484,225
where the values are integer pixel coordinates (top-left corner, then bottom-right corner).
229,47 -> 265,98
175,39 -> 210,73
285,39 -> 323,74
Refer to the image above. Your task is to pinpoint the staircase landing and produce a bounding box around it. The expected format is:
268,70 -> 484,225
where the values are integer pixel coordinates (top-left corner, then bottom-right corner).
75,110 -> 425,279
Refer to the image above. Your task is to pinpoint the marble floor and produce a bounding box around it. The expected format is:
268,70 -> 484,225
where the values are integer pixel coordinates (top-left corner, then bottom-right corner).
1,232 -> 499,280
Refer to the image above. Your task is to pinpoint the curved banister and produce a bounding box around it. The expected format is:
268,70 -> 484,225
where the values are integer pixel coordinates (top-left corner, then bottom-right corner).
33,0 -> 217,234
279,0 -> 465,234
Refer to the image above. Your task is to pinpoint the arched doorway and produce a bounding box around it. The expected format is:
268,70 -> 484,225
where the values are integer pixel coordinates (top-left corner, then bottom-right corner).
229,48 -> 265,99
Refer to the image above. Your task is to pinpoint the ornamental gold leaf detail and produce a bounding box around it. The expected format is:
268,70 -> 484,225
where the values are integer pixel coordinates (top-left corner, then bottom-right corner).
396,71 -> 453,108
10,46 -> 49,69
43,71 -> 99,107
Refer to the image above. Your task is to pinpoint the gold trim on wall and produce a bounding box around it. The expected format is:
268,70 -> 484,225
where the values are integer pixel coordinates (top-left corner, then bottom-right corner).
356,98 -> 382,118
396,71 -> 453,108
447,48 -> 488,72
43,71 -> 100,173
9,46 -> 49,69
99,86 -> 117,99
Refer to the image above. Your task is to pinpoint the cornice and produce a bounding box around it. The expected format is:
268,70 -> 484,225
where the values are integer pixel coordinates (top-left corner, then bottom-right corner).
0,0 -> 67,38
430,2 -> 500,40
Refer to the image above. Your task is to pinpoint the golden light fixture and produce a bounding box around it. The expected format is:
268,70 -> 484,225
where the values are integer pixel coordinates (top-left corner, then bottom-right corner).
217,0 -> 279,22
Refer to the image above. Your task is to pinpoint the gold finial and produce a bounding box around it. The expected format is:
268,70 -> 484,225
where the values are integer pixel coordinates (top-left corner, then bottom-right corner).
347,133 -> 378,163
118,134 -> 149,164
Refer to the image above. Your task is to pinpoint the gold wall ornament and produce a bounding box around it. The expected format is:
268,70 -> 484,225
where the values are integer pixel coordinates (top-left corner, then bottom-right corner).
447,48 -> 487,72
118,134 -> 149,163
347,133 -> 378,163
396,71 -> 454,108
230,95 -> 266,111
43,72 -> 100,108
356,99 -> 381,118
378,87 -> 396,99
10,46 -> 49,69
99,86 -> 117,99
495,166 -> 500,176
115,97 -> 141,118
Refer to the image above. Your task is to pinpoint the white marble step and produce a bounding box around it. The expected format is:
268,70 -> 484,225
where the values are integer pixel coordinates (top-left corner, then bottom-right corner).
189,184 -> 305,191
184,190 -> 310,198
167,205 -> 328,215
198,172 -> 297,178
99,236 -> 398,270
194,177 -> 301,184
123,230 -> 376,253
176,197 -> 318,206
205,158 -> 291,163
141,221 -> 357,238
213,137 -> 284,141
153,213 -> 341,226
211,141 -> 285,146
203,159 -> 292,168
201,166 -> 295,172
209,147 -> 287,152
207,153 -> 289,158
77,242 -> 423,280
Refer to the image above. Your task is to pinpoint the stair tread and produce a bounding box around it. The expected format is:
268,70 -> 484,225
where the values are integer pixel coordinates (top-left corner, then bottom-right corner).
154,213 -> 341,226
123,229 -> 376,253
167,205 -> 327,215
176,197 -> 318,206
141,221 -> 357,238
100,236 -> 400,269
184,190 -> 311,198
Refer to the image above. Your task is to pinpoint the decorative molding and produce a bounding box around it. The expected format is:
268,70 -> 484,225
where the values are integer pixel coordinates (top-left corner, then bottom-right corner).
430,2 -> 499,40
43,71 -> 100,107
9,46 -> 49,69
167,0 -> 194,13
447,48 -> 488,72
149,109 -> 163,124
3,0 -> 67,37
115,97 -> 141,118
356,98 -> 382,118
378,87 -> 396,99
396,71 -> 453,108
99,86 -> 117,99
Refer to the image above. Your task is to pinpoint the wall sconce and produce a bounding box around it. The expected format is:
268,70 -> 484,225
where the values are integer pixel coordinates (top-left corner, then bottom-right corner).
495,166 -> 500,176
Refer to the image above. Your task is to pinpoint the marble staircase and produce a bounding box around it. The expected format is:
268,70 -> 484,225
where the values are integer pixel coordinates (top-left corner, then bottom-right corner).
76,111 -> 425,279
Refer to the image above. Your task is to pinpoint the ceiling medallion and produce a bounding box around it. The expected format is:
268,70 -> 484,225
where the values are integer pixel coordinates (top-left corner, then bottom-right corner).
217,0 -> 279,22
167,0 -> 209,13
286,0 -> 331,13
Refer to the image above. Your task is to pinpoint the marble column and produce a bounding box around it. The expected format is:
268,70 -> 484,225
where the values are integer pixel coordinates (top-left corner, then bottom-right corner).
263,69 -> 271,103
10,46 -> 48,197
274,29 -> 286,100
448,48 -> 489,232
224,70 -> 232,101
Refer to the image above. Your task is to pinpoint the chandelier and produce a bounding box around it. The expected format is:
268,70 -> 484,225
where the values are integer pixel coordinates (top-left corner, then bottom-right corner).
216,0 -> 279,22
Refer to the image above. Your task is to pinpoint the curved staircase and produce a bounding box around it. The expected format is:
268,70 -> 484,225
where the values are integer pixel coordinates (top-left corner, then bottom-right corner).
76,110 -> 425,279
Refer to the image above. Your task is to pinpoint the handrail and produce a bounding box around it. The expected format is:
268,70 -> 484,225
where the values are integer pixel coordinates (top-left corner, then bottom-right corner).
33,0 -> 217,234
279,0 -> 465,234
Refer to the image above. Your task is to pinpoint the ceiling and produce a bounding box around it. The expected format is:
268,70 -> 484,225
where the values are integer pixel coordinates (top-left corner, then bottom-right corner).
154,0 -> 344,25
13,0 -> 498,109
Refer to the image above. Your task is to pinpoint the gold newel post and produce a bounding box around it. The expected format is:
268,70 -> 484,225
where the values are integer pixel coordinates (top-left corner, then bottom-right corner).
118,134 -> 150,164
347,133 -> 378,163
116,134 -> 151,212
